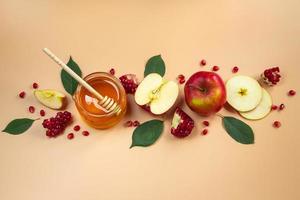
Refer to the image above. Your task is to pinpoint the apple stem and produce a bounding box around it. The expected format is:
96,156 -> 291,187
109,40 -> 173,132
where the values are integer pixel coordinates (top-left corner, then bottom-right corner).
188,84 -> 207,93
35,118 -> 41,121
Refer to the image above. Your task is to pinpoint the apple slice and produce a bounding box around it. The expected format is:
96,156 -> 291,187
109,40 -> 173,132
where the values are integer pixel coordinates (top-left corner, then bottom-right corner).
34,89 -> 67,110
135,73 -> 179,115
239,88 -> 272,120
150,81 -> 178,114
135,73 -> 163,105
226,75 -> 262,112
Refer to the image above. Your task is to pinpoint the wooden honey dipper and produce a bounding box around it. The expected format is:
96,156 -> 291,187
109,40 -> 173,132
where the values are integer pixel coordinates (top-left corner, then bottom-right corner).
43,48 -> 122,115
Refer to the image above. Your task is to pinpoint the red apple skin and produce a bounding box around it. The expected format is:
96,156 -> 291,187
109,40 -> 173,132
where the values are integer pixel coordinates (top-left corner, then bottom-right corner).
184,71 -> 226,116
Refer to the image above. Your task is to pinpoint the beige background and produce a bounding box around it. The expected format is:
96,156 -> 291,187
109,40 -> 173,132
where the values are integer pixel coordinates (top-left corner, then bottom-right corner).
0,0 -> 299,199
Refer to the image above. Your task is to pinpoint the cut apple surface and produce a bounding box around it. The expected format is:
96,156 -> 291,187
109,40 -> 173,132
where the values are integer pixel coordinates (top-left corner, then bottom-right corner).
239,88 -> 272,120
34,89 -> 66,110
135,73 -> 163,105
226,75 -> 262,112
135,73 -> 179,115
150,81 -> 178,114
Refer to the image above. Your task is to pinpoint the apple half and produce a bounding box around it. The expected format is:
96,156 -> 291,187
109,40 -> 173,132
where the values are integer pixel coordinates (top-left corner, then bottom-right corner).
239,88 -> 272,120
134,73 -> 179,115
226,75 -> 262,112
34,89 -> 67,110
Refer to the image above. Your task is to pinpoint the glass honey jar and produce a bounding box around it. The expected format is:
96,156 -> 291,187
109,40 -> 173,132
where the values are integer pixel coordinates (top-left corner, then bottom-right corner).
74,72 -> 127,129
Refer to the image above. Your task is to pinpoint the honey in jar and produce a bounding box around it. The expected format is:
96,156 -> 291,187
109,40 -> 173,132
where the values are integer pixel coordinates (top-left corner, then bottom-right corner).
74,72 -> 127,129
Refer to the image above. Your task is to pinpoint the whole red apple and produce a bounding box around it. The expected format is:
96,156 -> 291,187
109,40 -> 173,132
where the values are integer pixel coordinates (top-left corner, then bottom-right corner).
184,71 -> 226,116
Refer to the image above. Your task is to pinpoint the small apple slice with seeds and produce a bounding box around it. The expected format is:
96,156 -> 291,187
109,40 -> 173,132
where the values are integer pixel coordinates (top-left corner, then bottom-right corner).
239,88 -> 272,120
226,75 -> 262,112
34,89 -> 67,110
135,73 -> 179,115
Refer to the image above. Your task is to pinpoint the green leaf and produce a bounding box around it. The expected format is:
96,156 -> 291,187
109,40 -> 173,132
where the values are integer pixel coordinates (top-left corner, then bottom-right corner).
222,116 -> 254,144
2,118 -> 35,135
144,55 -> 166,77
130,119 -> 164,148
61,56 -> 82,95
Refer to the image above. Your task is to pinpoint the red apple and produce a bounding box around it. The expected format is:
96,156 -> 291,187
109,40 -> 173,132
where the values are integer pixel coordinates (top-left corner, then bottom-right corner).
184,71 -> 226,116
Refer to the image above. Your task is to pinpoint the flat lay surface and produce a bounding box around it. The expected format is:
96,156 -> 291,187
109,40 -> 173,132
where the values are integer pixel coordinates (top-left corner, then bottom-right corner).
0,0 -> 299,199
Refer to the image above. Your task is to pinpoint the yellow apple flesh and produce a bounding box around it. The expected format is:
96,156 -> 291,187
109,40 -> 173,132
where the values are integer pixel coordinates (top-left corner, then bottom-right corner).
34,89 -> 66,110
239,88 -> 272,120
226,75 -> 262,112
135,73 -> 179,115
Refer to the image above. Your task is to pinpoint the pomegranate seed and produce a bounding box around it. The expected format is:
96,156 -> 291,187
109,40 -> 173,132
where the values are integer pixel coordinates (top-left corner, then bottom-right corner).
202,120 -> 209,126
279,104 -> 285,110
133,120 -> 140,127
73,125 -> 80,131
177,74 -> 185,80
40,109 -> 46,116
288,90 -> 296,96
232,66 -> 239,73
82,131 -> 90,136
200,59 -> 206,66
109,68 -> 115,75
32,82 -> 38,89
271,105 -> 278,110
179,78 -> 186,84
212,66 -> 219,71
273,121 -> 281,128
28,106 -> 35,113
202,129 -> 208,135
125,120 -> 133,127
67,133 -> 74,139
19,91 -> 26,98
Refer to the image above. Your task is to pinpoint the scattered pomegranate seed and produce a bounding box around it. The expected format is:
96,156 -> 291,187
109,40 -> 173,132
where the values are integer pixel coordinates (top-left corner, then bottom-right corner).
28,106 -> 35,113
73,125 -> 80,131
40,109 -> 46,117
177,74 -> 185,84
212,66 -> 219,71
202,120 -> 209,126
67,133 -> 74,139
109,68 -> 115,75
273,121 -> 281,128
19,91 -> 26,98
232,66 -> 239,73
82,131 -> 90,136
177,74 -> 185,80
271,105 -> 278,110
133,120 -> 140,127
32,82 -> 38,89
125,120 -> 133,127
179,78 -> 186,84
202,129 -> 208,135
200,59 -> 206,66
288,90 -> 296,96
279,104 -> 285,110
